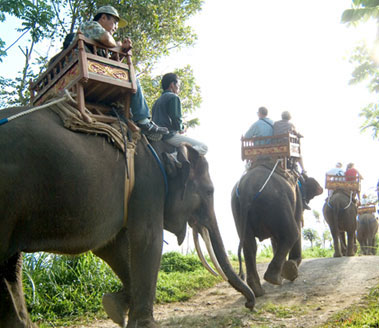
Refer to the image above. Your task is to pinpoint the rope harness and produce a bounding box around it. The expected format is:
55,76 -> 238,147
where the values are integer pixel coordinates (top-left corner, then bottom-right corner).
236,158 -> 284,200
327,191 -> 354,210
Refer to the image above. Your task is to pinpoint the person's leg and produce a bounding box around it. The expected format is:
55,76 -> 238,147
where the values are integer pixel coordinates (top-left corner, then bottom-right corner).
165,134 -> 208,155
130,79 -> 168,135
130,79 -> 149,122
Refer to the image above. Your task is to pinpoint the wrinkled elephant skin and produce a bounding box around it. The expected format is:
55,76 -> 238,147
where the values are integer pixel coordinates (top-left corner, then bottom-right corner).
0,107 -> 255,328
357,214 -> 378,255
231,166 -> 322,297
323,191 -> 358,257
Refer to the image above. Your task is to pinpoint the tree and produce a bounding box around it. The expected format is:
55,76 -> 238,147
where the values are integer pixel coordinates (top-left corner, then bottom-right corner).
322,230 -> 332,249
0,0 -> 204,125
312,209 -> 321,224
0,0 -> 58,106
341,0 -> 379,138
303,228 -> 320,248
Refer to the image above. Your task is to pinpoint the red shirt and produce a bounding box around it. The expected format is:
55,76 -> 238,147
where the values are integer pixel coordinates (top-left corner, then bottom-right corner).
345,168 -> 359,181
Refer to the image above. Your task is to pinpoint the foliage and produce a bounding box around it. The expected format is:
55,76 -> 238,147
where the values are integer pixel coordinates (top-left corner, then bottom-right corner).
139,65 -> 202,127
0,0 -> 203,113
322,230 -> 332,249
22,251 -> 220,324
302,246 -> 334,258
302,228 -> 320,248
341,1 -> 379,139
160,251 -> 203,273
23,252 -> 121,323
256,245 -> 274,262
320,283 -> 379,327
156,269 -> 220,303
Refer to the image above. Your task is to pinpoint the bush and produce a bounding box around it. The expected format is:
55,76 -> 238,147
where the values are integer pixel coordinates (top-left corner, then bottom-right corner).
23,252 -> 121,322
160,251 -> 203,273
302,246 -> 333,258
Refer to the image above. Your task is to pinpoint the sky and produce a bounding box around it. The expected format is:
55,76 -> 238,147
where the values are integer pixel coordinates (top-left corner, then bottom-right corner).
1,0 -> 378,254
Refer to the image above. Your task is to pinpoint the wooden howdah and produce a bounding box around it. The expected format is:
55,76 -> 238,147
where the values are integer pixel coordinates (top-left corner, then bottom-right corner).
241,133 -> 301,168
29,32 -> 137,122
357,205 -> 376,215
325,174 -> 361,192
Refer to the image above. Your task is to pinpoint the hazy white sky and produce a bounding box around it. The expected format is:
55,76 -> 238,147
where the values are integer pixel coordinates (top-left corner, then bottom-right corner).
158,0 -> 379,253
1,0 -> 378,254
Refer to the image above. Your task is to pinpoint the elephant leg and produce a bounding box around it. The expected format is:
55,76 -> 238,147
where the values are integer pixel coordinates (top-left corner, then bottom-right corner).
339,232 -> 347,256
93,228 -> 131,327
126,216 -> 163,328
282,237 -> 302,281
329,225 -> 342,257
243,235 -> 265,297
346,231 -> 356,256
237,242 -> 245,281
370,237 -> 377,255
0,253 -> 36,328
264,217 -> 299,286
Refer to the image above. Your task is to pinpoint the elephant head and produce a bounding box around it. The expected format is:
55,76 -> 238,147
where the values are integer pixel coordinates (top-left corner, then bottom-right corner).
303,175 -> 323,203
161,142 -> 255,309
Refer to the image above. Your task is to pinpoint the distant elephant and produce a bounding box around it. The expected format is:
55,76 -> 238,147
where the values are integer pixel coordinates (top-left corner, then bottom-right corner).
357,213 -> 378,255
231,163 -> 323,297
322,191 -> 358,257
0,105 -> 255,328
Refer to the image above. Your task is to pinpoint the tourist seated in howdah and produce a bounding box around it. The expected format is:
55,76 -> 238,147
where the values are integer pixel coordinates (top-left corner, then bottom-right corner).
30,5 -> 168,137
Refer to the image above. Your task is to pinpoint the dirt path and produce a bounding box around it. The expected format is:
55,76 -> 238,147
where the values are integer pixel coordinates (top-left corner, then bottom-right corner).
73,256 -> 379,327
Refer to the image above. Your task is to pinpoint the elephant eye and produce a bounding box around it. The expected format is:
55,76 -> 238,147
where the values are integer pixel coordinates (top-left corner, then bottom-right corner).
205,187 -> 213,197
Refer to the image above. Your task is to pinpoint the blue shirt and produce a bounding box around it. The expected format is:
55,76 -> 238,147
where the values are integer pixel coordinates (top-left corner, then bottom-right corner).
245,118 -> 274,139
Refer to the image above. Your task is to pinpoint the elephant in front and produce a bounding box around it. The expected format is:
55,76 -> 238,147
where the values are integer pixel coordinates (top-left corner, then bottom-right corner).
0,105 -> 255,328
322,190 -> 358,257
231,163 -> 323,297
357,213 -> 378,255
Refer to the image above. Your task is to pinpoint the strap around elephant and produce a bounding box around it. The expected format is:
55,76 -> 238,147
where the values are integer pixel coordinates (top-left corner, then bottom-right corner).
327,191 -> 353,210
237,158 -> 282,200
144,136 -> 168,198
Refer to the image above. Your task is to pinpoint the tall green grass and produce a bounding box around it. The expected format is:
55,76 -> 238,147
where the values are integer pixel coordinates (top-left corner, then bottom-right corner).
22,251 -> 220,324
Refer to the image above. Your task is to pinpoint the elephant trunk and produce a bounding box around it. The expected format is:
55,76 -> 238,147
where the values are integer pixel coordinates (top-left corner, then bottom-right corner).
197,222 -> 256,309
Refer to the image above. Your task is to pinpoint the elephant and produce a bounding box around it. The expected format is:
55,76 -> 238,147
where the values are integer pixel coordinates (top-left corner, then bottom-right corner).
231,162 -> 323,297
322,190 -> 358,257
0,105 -> 255,328
357,213 -> 378,255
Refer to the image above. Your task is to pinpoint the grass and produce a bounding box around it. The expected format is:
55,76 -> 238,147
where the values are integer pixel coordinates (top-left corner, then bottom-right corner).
22,251 -> 221,326
20,247 -> 378,327
318,284 -> 379,328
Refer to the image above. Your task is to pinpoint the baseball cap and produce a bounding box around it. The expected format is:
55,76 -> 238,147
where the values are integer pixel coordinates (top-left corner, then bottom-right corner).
95,5 -> 127,28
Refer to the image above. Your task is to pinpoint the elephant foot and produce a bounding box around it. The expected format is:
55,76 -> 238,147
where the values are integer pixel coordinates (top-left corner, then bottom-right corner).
333,252 -> 342,258
281,260 -> 298,281
102,292 -> 129,327
247,278 -> 265,297
126,318 -> 159,328
263,270 -> 283,286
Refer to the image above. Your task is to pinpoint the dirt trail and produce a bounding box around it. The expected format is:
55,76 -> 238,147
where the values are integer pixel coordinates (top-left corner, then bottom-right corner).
72,256 -> 379,327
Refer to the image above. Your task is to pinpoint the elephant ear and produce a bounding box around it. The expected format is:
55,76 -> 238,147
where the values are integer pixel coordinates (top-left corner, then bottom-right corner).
177,143 -> 200,198
162,152 -> 181,178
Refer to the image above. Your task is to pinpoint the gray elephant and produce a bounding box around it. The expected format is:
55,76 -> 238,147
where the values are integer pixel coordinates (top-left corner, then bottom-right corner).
357,213 -> 378,255
0,106 -> 255,328
322,191 -> 358,257
231,163 -> 323,297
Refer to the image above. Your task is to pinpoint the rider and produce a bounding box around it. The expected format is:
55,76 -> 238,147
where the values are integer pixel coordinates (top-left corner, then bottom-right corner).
61,6 -> 169,136
273,111 -> 310,210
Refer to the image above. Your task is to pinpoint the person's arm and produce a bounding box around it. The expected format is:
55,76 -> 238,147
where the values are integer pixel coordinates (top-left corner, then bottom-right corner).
167,96 -> 183,132
80,21 -> 117,48
98,32 -> 117,47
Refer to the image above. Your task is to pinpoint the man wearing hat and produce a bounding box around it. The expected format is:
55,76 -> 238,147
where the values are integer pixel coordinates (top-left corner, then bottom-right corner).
78,5 -> 168,135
